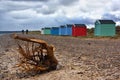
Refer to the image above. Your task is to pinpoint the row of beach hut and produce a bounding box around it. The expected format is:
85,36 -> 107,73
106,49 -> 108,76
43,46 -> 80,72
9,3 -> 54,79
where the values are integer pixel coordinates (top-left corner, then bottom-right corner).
41,24 -> 87,36
41,20 -> 116,37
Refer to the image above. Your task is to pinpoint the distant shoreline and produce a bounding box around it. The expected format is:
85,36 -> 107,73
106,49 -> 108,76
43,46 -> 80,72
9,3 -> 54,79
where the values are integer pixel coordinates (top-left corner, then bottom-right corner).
0,33 -> 9,36
0,31 -> 21,36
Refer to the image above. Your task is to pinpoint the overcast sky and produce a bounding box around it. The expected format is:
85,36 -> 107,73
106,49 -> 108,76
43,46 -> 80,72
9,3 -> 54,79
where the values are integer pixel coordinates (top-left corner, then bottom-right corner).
0,0 -> 120,31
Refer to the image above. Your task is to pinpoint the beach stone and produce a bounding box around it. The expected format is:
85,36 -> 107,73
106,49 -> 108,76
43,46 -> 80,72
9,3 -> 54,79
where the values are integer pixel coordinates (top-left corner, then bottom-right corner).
77,72 -> 84,74
81,56 -> 88,61
5,49 -> 9,52
0,74 -> 5,79
97,63 -> 111,69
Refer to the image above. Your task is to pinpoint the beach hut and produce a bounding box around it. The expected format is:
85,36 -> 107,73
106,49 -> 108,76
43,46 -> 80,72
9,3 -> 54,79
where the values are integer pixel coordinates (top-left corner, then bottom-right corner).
41,28 -> 44,34
72,24 -> 87,36
59,25 -> 67,35
44,28 -> 51,35
94,20 -> 116,36
51,27 -> 59,35
65,24 -> 73,36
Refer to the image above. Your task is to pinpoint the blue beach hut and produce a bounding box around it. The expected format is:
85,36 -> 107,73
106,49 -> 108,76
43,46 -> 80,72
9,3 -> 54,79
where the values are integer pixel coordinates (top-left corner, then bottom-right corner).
59,25 -> 67,35
65,24 -> 73,36
51,27 -> 59,35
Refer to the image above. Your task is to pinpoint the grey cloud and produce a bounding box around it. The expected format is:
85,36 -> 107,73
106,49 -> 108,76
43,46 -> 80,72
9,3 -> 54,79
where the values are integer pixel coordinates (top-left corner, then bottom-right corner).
68,17 -> 94,25
59,0 -> 79,6
0,0 -> 52,15
111,6 -> 120,12
1,0 -> 120,31
12,16 -> 31,19
35,0 -> 80,15
102,13 -> 120,22
11,0 -> 49,2
0,22 -> 18,31
0,14 -> 19,31
110,0 -> 120,11
0,0 -> 43,20
37,9 -> 56,15
36,6 -> 57,15
0,0 -> 79,17
35,1 -> 60,15
0,0 -> 43,12
54,15 -> 95,26
20,17 -> 60,28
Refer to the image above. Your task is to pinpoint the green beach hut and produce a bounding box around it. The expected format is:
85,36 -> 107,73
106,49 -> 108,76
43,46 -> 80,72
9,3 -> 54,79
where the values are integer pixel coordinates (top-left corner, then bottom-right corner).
44,27 -> 51,35
94,20 -> 116,36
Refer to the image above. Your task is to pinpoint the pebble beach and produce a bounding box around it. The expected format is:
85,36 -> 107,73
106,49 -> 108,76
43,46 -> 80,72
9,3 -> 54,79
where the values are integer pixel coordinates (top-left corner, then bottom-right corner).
0,34 -> 120,80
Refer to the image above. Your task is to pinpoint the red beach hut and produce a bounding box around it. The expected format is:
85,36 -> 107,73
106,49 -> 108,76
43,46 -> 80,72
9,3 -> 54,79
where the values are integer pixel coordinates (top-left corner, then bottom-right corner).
72,24 -> 87,36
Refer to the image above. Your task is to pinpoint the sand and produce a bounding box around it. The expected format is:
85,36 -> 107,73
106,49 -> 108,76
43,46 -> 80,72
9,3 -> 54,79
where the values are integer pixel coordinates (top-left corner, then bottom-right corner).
0,34 -> 120,80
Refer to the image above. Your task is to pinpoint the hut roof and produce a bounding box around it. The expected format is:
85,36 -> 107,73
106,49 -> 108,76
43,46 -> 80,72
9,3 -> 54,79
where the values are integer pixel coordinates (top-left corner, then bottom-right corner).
74,24 -> 86,27
52,27 -> 59,29
66,24 -> 73,26
97,20 -> 115,24
60,25 -> 65,28
44,27 -> 51,29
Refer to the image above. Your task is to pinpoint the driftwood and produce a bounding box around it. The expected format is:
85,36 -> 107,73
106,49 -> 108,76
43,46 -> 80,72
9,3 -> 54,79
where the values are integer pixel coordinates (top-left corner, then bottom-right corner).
13,34 -> 58,72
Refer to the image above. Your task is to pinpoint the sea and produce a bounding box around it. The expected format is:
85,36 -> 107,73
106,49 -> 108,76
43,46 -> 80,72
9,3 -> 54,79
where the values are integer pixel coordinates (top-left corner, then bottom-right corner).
0,31 -> 21,36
